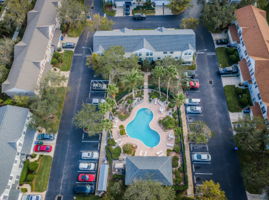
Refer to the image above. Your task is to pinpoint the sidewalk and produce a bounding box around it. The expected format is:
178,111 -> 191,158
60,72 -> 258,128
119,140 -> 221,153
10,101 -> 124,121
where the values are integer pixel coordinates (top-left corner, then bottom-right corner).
180,105 -> 194,197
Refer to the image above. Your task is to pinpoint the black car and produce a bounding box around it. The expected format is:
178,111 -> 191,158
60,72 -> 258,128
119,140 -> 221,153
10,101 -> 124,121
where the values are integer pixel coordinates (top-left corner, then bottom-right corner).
133,13 -> 146,20
62,42 -> 75,49
73,184 -> 94,194
219,64 -> 239,76
216,39 -> 229,45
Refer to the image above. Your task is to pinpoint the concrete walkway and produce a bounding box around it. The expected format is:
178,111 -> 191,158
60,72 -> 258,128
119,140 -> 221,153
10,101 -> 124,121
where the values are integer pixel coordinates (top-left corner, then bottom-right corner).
180,105 -> 194,197
144,73 -> 150,102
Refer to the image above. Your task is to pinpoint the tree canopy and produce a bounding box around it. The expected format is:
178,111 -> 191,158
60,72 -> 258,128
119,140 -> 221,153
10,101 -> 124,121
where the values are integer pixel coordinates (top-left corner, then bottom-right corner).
196,180 -> 227,200
180,18 -> 199,29
88,46 -> 140,82
58,0 -> 86,31
73,104 -> 104,135
87,14 -> 114,31
188,121 -> 213,144
123,181 -> 176,200
233,117 -> 269,193
200,0 -> 235,33
29,71 -> 67,133
168,0 -> 191,15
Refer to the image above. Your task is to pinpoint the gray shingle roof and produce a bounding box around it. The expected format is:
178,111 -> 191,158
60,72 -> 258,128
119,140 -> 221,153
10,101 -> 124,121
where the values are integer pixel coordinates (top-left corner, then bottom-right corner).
125,156 -> 173,186
2,0 -> 59,96
0,106 -> 30,197
93,28 -> 196,53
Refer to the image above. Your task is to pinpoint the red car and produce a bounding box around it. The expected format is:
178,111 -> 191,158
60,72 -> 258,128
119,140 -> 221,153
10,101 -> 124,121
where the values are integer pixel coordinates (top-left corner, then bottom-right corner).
189,80 -> 200,89
33,144 -> 52,152
78,174 -> 96,182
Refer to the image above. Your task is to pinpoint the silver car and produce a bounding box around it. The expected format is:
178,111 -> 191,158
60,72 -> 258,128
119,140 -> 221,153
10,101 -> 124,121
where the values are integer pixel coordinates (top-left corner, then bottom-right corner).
185,98 -> 201,106
186,106 -> 202,114
79,162 -> 96,171
192,153 -> 211,162
81,151 -> 99,160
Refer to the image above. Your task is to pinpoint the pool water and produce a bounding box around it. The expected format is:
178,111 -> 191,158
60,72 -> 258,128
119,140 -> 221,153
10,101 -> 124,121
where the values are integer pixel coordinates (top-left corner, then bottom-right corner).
126,108 -> 160,147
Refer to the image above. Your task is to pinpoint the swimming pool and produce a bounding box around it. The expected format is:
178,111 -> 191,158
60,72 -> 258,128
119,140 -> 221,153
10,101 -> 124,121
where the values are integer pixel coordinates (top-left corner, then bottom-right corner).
126,108 -> 160,147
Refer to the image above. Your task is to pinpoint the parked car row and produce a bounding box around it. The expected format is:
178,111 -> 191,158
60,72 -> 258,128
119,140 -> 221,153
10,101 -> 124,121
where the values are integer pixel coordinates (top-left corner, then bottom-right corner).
22,194 -> 42,200
33,133 -> 55,153
73,151 -> 99,195
185,98 -> 202,114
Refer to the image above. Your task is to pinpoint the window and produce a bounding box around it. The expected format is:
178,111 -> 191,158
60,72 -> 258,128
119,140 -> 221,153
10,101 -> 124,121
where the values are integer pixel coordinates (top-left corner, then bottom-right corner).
244,50 -> 247,56
138,53 -> 142,56
157,57 -> 161,60
261,106 -> 266,114
170,51 -> 173,54
146,52 -> 149,56
258,93 -> 261,100
149,52 -> 153,56
163,52 -> 167,54
175,57 -> 178,59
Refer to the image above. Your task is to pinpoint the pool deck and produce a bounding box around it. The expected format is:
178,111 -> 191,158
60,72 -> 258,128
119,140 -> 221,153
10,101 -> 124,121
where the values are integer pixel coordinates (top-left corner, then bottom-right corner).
112,73 -> 175,157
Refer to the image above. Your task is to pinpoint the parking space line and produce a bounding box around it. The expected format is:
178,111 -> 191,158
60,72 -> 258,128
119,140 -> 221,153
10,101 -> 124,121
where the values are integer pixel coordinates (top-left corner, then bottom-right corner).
81,140 -> 100,143
192,164 -> 195,172
195,172 -> 213,175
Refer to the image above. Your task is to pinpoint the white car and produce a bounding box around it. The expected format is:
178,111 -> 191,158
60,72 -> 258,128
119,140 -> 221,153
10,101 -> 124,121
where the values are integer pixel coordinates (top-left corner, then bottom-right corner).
186,106 -> 202,114
79,162 -> 96,171
81,151 -> 99,160
192,153 -> 211,162
22,195 -> 42,200
185,98 -> 201,106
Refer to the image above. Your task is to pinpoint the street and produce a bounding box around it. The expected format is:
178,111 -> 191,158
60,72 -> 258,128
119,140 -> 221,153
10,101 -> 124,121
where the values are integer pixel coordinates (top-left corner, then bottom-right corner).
46,2 -> 247,200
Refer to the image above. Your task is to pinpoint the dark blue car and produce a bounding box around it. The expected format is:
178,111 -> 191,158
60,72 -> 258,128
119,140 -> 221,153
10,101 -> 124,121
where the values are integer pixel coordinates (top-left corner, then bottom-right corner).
73,184 -> 94,194
37,133 -> 54,141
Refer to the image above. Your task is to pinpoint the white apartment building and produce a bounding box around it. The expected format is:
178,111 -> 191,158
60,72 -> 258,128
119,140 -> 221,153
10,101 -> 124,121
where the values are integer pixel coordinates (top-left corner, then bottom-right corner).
228,5 -> 269,120
93,28 -> 196,65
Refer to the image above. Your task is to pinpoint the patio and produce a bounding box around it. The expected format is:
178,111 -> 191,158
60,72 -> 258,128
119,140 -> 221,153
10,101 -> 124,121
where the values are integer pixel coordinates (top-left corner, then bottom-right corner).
112,73 -> 175,157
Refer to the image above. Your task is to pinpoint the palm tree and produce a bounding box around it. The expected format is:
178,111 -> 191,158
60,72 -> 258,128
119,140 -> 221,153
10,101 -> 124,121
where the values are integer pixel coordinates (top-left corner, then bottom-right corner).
152,65 -> 165,98
107,84 -> 119,106
98,101 -> 113,114
101,119 -> 113,132
164,65 -> 178,101
123,69 -> 143,99
174,93 -> 186,108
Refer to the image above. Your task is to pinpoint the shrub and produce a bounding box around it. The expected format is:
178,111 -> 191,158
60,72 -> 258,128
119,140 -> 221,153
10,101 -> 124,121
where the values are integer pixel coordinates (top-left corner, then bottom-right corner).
21,188 -> 28,193
235,87 -> 244,95
173,146 -> 180,153
167,149 -> 173,155
174,127 -> 182,137
28,161 -> 39,172
159,116 -> 177,130
175,136 -> 181,144
172,156 -> 179,168
26,174 -> 35,182
123,144 -> 135,155
111,146 -> 121,160
239,94 -> 249,108
19,160 -> 29,185
108,138 -> 116,146
31,153 -> 37,158
226,47 -> 235,55
120,129 -> 126,135
229,55 -> 237,63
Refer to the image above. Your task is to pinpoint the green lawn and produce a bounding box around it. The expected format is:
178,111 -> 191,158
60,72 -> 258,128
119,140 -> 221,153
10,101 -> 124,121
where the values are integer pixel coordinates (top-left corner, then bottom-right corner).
224,85 -> 251,112
216,47 -> 230,68
61,51 -> 74,71
32,155 -> 52,192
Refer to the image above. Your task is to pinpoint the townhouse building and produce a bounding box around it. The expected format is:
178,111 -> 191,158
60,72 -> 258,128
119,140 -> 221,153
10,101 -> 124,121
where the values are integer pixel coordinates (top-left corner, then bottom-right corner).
0,106 -> 35,200
2,0 -> 61,97
93,28 -> 196,65
228,5 -> 269,120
